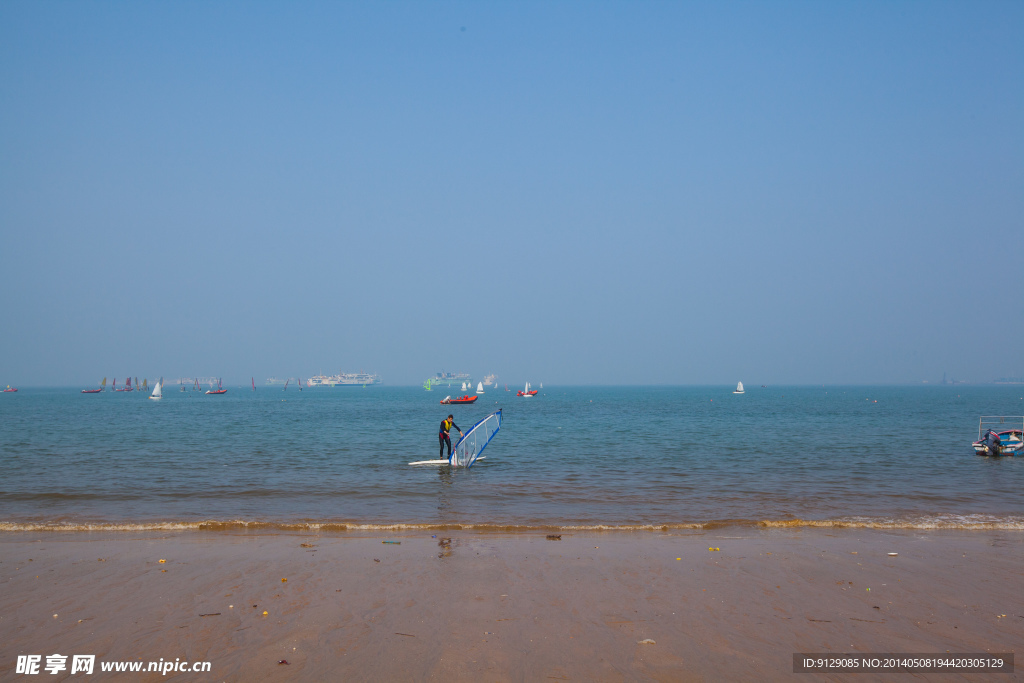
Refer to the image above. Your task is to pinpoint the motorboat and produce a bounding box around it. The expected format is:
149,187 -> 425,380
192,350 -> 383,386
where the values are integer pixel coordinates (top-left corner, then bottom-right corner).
516,382 -> 538,397
972,416 -> 1024,456
206,379 -> 227,395
440,395 -> 478,405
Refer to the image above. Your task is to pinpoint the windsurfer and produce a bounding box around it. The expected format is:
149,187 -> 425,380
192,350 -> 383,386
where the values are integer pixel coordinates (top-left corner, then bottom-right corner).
439,415 -> 463,459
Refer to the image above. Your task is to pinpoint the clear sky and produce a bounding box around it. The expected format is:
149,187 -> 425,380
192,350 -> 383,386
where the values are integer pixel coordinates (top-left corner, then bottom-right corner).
1,1 -> 1021,386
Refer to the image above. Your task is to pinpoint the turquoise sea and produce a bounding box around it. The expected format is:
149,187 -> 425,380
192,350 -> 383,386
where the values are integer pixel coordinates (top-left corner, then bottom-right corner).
1,385 -> 1023,530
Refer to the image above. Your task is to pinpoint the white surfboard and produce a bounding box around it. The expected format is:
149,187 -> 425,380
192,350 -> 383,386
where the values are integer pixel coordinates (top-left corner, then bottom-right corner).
409,456 -> 486,466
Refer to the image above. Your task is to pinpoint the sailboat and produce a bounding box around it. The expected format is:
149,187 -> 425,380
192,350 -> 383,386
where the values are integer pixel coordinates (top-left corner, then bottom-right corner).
206,378 -> 227,395
149,378 -> 163,400
283,379 -> 290,391
461,382 -> 467,391
733,382 -> 744,394
252,377 -> 256,392
476,381 -> 484,394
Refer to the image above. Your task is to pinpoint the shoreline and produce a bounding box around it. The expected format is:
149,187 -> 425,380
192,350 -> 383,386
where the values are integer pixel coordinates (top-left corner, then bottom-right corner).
3,516 -> 1024,533
2,527 -> 1020,680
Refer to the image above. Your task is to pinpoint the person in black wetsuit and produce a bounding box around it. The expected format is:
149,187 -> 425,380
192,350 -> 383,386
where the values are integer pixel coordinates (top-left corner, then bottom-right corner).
439,414 -> 463,459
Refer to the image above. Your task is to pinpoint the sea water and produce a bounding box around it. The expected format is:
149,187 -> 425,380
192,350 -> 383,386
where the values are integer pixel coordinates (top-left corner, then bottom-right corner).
1,385 -> 1023,530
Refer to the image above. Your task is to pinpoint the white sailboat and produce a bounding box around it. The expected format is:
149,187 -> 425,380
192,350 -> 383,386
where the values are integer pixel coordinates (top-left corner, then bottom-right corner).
733,382 -> 744,394
149,378 -> 163,400
461,382 -> 467,391
476,381 -> 484,394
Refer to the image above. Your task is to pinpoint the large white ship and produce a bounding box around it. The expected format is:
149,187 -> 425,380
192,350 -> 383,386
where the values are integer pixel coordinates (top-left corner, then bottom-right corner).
425,371 -> 472,387
307,372 -> 382,387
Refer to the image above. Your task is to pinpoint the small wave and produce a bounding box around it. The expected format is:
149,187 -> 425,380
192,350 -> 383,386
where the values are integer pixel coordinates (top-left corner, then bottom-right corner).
2,515 -> 1023,533
758,514 -> 1024,530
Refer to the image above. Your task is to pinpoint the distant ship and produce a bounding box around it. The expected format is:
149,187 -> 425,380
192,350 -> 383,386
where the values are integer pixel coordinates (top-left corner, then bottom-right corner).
426,371 -> 471,386
265,377 -> 289,386
307,372 -> 382,387
482,374 -> 497,386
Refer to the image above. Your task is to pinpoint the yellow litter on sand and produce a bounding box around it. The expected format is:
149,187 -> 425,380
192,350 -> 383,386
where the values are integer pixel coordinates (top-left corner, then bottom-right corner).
158,559 -> 166,563
709,547 -> 720,552
263,611 -> 268,616
676,558 -> 681,561
282,578 -> 287,582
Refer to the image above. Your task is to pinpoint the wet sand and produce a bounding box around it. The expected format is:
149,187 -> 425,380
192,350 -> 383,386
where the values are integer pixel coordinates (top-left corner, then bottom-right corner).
1,528 -> 1020,681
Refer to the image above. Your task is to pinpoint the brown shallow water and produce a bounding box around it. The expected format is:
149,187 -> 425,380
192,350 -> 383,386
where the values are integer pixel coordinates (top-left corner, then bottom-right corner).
1,528 -> 1021,681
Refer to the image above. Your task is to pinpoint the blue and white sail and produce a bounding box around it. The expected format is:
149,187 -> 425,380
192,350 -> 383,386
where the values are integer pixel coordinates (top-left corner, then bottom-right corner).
451,409 -> 502,467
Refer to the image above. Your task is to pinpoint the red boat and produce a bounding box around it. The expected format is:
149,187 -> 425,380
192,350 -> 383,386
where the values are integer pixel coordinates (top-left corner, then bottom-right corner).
516,382 -> 538,397
80,388 -> 102,394
440,395 -> 477,405
206,378 -> 227,394
3,386 -> 17,393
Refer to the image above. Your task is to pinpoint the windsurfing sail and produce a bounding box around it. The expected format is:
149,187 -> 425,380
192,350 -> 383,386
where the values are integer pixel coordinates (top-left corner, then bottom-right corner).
450,409 -> 502,467
252,377 -> 256,391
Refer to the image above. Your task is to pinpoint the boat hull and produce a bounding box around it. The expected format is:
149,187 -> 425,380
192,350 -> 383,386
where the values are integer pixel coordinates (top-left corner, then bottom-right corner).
440,395 -> 477,405
972,430 -> 1024,456
80,389 -> 102,393
206,390 -> 228,395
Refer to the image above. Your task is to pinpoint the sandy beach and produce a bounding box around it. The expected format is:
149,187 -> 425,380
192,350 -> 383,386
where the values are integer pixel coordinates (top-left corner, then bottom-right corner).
1,528 -> 1020,681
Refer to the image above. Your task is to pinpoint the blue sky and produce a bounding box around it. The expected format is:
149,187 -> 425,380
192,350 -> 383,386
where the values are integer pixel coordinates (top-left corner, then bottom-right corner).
1,1 -> 1021,386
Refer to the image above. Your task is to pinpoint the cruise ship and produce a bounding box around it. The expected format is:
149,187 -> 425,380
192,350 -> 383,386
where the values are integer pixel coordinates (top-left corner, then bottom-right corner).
306,372 -> 382,387
426,371 -> 472,386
